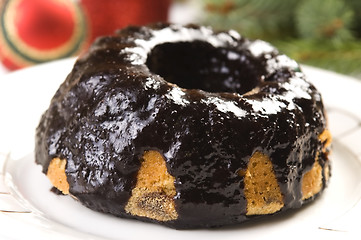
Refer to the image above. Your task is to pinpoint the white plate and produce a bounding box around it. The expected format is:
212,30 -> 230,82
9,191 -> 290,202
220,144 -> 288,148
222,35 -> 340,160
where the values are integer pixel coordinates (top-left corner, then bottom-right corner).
0,58 -> 361,240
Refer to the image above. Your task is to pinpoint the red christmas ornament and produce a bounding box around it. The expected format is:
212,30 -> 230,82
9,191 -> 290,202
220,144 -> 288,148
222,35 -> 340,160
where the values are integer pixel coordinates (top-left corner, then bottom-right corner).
80,0 -> 171,43
0,0 -> 87,70
0,0 -> 170,71
15,0 -> 77,50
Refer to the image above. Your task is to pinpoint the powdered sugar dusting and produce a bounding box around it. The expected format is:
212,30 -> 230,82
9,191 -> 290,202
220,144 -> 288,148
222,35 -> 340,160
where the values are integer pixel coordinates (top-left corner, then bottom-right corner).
227,51 -> 239,60
121,25 -> 313,120
165,87 -> 190,106
202,97 -> 246,118
246,72 -> 312,114
266,55 -> 299,73
248,98 -> 286,115
248,40 -> 276,57
227,29 -> 241,40
125,25 -> 239,65
283,73 -> 312,100
144,77 -> 161,90
247,96 -> 296,115
122,46 -> 147,65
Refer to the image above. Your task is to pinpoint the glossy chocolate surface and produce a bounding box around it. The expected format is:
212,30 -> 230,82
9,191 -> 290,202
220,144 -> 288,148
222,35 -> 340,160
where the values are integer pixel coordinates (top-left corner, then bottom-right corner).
35,23 -> 329,228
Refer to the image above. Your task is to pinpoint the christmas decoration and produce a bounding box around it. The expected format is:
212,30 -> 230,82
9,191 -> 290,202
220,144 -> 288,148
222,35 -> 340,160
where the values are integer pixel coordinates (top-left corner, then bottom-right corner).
0,0 -> 170,71
203,0 -> 361,78
81,0 -> 170,43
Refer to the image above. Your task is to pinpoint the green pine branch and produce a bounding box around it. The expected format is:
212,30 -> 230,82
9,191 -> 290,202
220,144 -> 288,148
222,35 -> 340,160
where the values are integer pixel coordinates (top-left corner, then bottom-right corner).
274,39 -> 361,78
202,0 -> 361,78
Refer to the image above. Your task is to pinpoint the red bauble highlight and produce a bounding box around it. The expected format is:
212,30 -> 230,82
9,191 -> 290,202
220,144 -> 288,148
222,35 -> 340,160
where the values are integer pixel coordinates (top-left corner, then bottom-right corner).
14,0 -> 76,50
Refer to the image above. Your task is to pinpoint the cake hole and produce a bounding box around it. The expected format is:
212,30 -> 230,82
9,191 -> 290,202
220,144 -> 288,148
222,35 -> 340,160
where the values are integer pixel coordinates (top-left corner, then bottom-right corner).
146,41 -> 265,94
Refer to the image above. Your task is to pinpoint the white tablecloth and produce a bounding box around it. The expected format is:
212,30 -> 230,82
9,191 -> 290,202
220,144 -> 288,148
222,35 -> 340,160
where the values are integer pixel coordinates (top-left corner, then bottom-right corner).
0,63 -> 9,77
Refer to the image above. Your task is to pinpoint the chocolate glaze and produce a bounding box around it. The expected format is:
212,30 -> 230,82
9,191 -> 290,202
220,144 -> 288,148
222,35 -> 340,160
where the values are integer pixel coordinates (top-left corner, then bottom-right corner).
35,23 -> 330,229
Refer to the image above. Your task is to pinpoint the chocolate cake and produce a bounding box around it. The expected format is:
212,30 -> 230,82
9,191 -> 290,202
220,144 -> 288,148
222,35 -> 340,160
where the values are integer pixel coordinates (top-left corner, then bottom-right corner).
35,23 -> 331,229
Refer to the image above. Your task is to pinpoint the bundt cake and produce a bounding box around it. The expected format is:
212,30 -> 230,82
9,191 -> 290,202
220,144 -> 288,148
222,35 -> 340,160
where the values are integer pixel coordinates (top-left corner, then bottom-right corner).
35,23 -> 332,229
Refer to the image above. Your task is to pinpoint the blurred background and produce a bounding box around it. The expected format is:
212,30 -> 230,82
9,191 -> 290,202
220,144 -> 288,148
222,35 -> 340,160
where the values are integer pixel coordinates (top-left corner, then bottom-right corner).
0,0 -> 360,78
